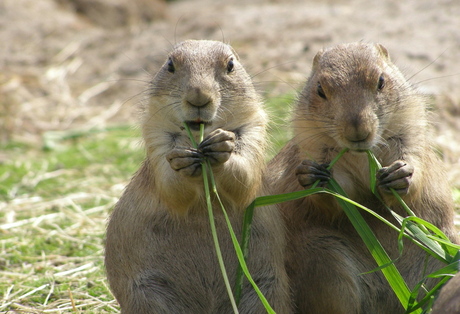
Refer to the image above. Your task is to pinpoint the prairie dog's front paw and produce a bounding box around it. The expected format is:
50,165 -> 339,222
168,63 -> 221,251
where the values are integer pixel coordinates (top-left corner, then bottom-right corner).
295,160 -> 331,189
166,148 -> 204,177
377,160 -> 414,195
198,129 -> 235,165
166,129 -> 235,177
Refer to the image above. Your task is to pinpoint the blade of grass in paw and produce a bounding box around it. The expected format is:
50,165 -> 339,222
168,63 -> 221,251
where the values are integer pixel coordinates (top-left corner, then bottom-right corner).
183,122 -> 239,313
366,150 -> 456,261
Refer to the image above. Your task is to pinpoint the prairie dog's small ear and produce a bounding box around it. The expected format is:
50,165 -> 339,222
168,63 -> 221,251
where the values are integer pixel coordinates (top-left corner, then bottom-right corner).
376,43 -> 390,61
312,48 -> 325,71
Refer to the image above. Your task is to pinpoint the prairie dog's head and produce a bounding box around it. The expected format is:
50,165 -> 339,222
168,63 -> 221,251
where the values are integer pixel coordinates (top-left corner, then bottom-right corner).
147,40 -> 262,132
295,42 -> 412,152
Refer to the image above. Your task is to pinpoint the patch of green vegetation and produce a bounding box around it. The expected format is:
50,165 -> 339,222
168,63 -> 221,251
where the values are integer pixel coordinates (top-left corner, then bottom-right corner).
0,127 -> 143,202
1,127 -> 143,312
265,93 -> 295,158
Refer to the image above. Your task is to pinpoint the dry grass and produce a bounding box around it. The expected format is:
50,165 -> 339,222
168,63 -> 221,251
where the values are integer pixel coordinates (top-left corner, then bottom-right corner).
0,126 -> 144,312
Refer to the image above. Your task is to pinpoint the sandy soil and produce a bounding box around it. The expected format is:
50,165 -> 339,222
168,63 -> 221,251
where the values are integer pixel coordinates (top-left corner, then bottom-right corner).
1,0 -> 460,185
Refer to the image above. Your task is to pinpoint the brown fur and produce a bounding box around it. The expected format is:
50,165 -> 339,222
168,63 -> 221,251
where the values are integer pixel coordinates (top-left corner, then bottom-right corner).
268,42 -> 459,313
432,272 -> 460,314
105,40 -> 291,313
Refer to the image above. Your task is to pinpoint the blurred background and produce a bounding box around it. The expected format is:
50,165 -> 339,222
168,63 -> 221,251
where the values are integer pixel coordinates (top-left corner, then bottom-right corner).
1,0 -> 459,312
2,0 -> 460,151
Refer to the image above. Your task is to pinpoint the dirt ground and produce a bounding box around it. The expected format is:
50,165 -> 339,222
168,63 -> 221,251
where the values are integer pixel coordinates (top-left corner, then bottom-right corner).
2,0 -> 460,185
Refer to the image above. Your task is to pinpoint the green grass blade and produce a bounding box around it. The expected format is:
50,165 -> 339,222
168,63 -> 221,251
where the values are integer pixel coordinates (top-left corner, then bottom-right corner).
321,188 -> 448,270
201,163 -> 239,313
327,178 -> 418,313
253,188 -> 325,207
184,123 -> 239,313
361,188 -> 456,262
234,200 -> 255,304
405,261 -> 460,313
366,150 -> 380,194
328,148 -> 349,169
206,161 -> 275,313
183,122 -> 198,148
406,277 -> 449,313
199,124 -> 205,143
390,189 -> 417,217
320,189 -> 404,234
425,236 -> 460,252
398,216 -> 459,261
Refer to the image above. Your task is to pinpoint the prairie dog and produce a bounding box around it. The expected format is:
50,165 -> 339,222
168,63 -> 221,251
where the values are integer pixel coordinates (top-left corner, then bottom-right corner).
105,40 -> 291,313
268,42 -> 459,313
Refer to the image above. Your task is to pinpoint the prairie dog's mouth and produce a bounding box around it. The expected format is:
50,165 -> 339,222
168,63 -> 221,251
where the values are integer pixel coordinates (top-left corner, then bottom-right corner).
345,141 -> 373,152
339,131 -> 376,152
184,120 -> 212,131
348,148 -> 369,154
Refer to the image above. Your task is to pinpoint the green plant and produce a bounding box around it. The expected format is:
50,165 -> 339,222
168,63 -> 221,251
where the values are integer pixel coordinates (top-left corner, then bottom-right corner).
184,123 -> 275,314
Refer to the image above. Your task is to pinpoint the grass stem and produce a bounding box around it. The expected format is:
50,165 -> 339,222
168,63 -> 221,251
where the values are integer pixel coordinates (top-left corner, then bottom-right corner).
184,123 -> 239,313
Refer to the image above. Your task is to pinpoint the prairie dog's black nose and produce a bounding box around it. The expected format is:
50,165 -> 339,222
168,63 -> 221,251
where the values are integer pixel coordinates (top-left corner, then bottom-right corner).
344,115 -> 372,143
185,87 -> 212,107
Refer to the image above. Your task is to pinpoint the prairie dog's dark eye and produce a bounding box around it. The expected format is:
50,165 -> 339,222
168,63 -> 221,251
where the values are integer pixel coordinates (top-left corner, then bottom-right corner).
317,82 -> 327,99
377,74 -> 385,90
227,58 -> 234,73
167,58 -> 175,73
